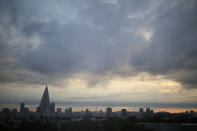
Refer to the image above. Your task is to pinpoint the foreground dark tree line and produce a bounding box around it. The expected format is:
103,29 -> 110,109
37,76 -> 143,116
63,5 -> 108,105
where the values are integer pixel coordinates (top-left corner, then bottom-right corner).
0,117 -> 154,131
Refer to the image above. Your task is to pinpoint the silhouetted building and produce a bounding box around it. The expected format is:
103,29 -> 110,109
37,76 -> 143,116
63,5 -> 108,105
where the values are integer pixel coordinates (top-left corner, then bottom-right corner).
146,108 -> 151,113
121,109 -> 127,118
106,107 -> 112,117
37,85 -> 50,115
20,103 -> 29,114
11,108 -> 17,116
190,110 -> 194,116
12,108 -> 17,112
68,107 -> 72,113
57,108 -> 61,113
2,108 -> 11,115
50,102 -> 55,113
37,85 -> 55,116
57,108 -> 62,117
65,107 -> 72,117
145,107 -> 153,117
139,108 -> 144,114
84,109 -> 92,118
96,110 -> 104,118
20,103 -> 25,113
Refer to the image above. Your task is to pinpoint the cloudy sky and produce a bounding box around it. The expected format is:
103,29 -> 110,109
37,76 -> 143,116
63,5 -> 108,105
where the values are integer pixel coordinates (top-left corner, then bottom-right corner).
0,0 -> 197,104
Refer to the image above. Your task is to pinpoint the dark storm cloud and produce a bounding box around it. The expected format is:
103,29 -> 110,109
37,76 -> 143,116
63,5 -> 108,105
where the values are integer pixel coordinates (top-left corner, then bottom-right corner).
0,0 -> 197,88
0,0 -> 134,85
130,0 -> 197,88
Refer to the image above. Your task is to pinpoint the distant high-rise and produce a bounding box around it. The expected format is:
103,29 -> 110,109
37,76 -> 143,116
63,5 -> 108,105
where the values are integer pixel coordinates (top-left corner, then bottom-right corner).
145,107 -> 153,117
50,102 -> 55,113
121,109 -> 127,118
37,85 -> 52,115
20,103 -> 25,113
20,103 -> 28,114
12,108 -> 17,113
84,109 -> 92,118
57,108 -> 62,113
65,107 -> 72,117
106,107 -> 112,117
139,108 -> 144,114
146,108 -> 151,113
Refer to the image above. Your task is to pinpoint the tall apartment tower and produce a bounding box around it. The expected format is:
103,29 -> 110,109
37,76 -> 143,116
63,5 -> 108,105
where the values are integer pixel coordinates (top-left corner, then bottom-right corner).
50,102 -> 55,113
106,107 -> 112,117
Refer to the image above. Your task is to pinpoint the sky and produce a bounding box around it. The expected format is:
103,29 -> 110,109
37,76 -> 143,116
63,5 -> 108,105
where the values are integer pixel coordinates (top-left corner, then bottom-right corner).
0,0 -> 197,104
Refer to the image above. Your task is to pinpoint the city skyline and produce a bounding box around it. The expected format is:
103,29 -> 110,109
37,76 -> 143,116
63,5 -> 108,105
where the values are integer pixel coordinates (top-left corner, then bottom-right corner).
0,85 -> 197,114
1,0 -> 197,105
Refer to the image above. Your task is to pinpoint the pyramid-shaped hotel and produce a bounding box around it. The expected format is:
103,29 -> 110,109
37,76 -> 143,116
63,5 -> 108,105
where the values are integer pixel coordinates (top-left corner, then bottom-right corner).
36,85 -> 55,116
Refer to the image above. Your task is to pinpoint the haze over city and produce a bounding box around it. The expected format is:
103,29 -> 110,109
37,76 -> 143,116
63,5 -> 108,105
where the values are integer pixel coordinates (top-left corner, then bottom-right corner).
0,0 -> 197,107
